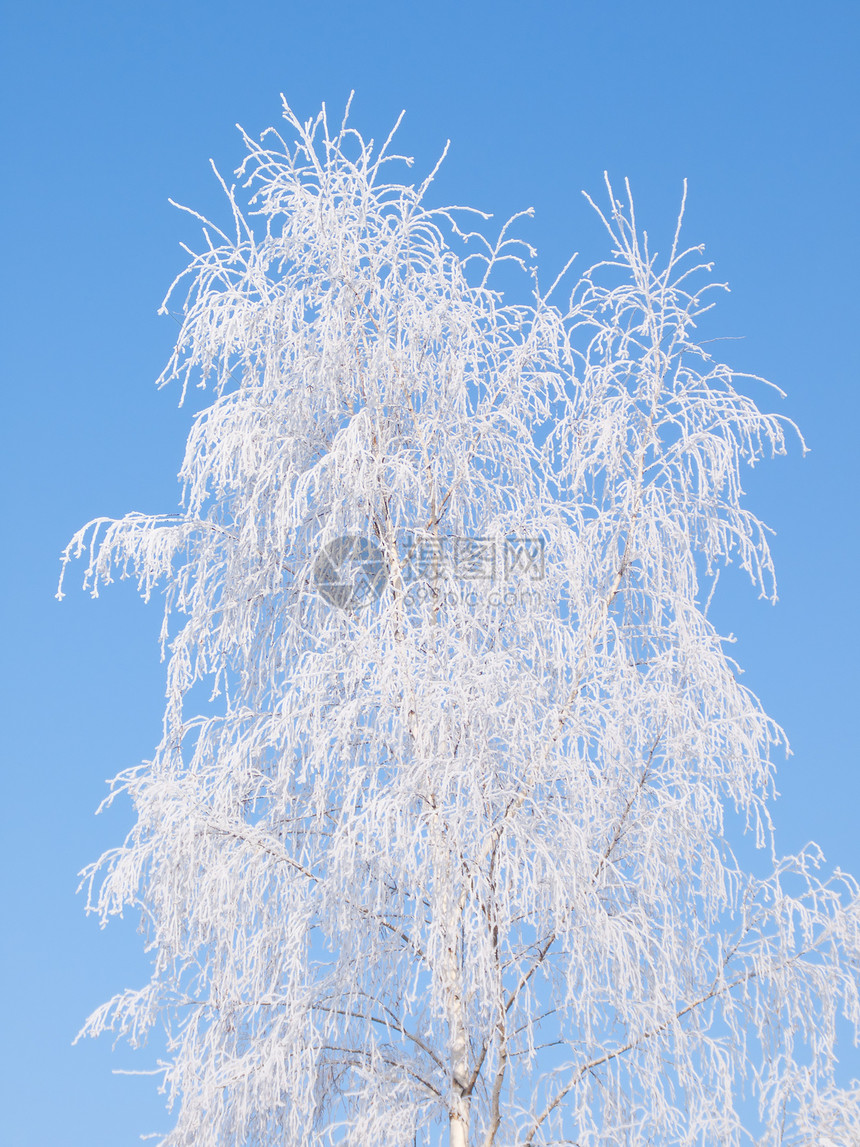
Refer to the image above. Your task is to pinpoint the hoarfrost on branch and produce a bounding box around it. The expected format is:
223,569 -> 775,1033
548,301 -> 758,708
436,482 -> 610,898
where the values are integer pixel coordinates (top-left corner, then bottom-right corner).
62,98 -> 860,1146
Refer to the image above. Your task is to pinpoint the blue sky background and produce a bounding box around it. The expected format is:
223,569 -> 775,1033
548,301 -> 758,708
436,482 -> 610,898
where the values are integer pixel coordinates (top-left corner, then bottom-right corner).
1,2 -> 858,1143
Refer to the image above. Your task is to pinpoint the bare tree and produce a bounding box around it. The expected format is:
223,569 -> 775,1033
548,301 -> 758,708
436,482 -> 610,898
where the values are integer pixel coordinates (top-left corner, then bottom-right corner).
61,98 -> 860,1146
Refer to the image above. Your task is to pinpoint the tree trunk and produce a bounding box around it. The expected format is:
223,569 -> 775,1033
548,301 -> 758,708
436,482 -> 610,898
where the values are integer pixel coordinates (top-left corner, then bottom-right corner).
449,1110 -> 469,1147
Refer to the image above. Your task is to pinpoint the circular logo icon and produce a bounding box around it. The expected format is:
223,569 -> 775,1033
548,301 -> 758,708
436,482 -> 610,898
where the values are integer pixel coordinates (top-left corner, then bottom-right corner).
312,536 -> 388,611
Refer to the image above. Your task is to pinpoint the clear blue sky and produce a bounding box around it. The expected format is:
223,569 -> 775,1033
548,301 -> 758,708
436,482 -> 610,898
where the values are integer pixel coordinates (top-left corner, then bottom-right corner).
1,2 -> 857,1143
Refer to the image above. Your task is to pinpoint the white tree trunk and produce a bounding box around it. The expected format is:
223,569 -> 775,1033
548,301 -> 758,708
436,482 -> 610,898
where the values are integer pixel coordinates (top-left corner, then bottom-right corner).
449,1113 -> 469,1147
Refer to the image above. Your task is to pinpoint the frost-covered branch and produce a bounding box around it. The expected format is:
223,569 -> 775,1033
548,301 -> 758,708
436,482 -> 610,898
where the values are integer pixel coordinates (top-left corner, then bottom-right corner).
64,99 -> 858,1147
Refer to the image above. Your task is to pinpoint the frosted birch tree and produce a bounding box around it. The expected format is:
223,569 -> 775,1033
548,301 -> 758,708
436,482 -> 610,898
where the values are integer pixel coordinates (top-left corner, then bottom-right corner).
61,99 -> 860,1146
